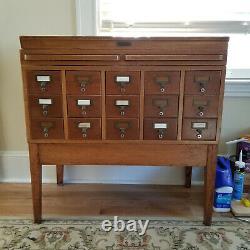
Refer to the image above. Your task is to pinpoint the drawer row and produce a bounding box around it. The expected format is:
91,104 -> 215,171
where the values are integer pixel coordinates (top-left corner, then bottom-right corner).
27,70 -> 221,96
28,95 -> 219,118
30,118 -> 217,141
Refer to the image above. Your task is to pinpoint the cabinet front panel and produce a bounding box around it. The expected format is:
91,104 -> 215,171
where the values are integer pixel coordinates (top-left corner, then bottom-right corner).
106,95 -> 139,118
106,118 -> 139,140
67,96 -> 101,118
30,118 -> 64,139
66,71 -> 101,95
144,118 -> 177,140
182,119 -> 217,140
29,95 -> 63,118
68,118 -> 101,140
183,95 -> 219,118
144,95 -> 179,118
145,71 -> 180,94
184,70 -> 221,95
27,70 -> 62,95
106,71 -> 140,95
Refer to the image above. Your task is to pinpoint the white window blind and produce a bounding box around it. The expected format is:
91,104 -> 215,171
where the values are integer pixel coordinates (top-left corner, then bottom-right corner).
97,0 -> 250,72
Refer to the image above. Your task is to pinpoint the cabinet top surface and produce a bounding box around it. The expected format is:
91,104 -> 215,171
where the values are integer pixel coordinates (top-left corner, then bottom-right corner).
20,36 -> 229,50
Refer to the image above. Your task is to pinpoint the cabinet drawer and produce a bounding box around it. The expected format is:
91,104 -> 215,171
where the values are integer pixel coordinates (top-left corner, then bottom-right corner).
144,118 -> 177,140
27,70 -> 62,95
66,71 -> 101,95
183,96 -> 219,118
106,118 -> 139,140
30,118 -> 64,139
106,71 -> 140,94
67,96 -> 101,118
29,95 -> 63,118
182,119 -> 217,140
68,118 -> 101,140
184,70 -> 221,95
144,95 -> 179,118
106,95 -> 139,118
145,71 -> 180,94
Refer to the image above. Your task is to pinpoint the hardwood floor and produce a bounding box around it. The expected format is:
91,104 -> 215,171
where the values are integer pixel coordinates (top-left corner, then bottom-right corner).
0,184 -> 230,219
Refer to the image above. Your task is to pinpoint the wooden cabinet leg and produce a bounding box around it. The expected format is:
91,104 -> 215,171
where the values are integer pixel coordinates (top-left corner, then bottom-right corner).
29,143 -> 42,224
185,166 -> 192,188
56,165 -> 64,185
204,145 -> 217,226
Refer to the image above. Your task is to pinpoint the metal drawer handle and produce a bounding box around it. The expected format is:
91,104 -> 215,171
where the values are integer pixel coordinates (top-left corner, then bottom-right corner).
193,99 -> 209,117
153,123 -> 168,139
115,100 -> 130,116
77,99 -> 91,115
38,99 -> 53,116
191,122 -> 207,139
194,76 -> 210,94
115,76 -> 130,93
78,122 -> 91,138
40,122 -> 53,137
152,99 -> 168,116
115,121 -> 131,139
77,76 -> 90,92
36,75 -> 51,92
155,76 -> 169,93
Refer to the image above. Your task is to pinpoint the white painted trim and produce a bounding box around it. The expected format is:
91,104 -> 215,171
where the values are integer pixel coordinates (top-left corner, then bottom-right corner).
225,79 -> 250,97
75,0 -> 97,35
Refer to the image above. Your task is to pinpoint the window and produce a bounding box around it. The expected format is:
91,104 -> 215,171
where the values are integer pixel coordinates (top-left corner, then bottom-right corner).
76,0 -> 250,93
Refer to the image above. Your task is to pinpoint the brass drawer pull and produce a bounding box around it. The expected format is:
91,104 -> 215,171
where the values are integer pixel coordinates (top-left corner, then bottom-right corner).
194,76 -> 210,93
191,122 -> 208,139
78,122 -> 91,138
38,98 -> 53,116
36,75 -> 51,92
40,122 -> 53,137
152,99 -> 168,116
115,121 -> 131,138
77,99 -> 91,115
153,123 -> 168,139
155,76 -> 169,93
77,76 -> 90,92
193,99 -> 209,117
115,100 -> 130,116
115,76 -> 130,93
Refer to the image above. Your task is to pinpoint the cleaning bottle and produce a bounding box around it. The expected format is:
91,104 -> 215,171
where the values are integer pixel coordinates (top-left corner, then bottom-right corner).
232,150 -> 245,200
213,156 -> 233,212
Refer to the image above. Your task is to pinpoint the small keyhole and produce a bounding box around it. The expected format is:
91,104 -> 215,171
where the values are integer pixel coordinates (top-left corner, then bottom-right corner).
160,88 -> 165,93
199,111 -> 204,117
197,134 -> 202,139
159,111 -> 164,116
81,87 -> 86,92
82,133 -> 87,138
158,134 -> 163,139
200,87 -> 206,93
44,133 -> 48,137
120,133 -> 125,138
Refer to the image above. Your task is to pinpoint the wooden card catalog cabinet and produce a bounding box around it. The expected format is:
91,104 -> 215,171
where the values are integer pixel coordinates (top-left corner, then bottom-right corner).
20,36 -> 228,225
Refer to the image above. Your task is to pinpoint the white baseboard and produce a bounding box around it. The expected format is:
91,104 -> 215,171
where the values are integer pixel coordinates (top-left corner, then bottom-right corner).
0,151 -> 204,185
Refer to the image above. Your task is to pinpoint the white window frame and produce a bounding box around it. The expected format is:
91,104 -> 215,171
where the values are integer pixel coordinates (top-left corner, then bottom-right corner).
75,0 -> 250,97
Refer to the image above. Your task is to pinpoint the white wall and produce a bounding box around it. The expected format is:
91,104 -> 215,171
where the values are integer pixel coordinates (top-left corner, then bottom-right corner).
0,0 -> 249,185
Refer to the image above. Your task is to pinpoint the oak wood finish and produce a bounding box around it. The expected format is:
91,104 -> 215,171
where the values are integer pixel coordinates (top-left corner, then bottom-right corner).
20,36 -> 228,225
56,165 -> 64,185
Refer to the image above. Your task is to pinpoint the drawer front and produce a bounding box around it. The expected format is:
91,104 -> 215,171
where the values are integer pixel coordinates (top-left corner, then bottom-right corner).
106,71 -> 140,94
106,118 -> 139,140
106,95 -> 139,118
29,95 -> 63,118
67,96 -> 101,118
145,71 -> 180,94
30,118 -> 64,139
182,119 -> 217,140
184,70 -> 221,95
66,71 -> 101,95
27,70 -> 62,95
144,95 -> 179,118
144,118 -> 177,140
68,118 -> 101,140
183,96 -> 219,118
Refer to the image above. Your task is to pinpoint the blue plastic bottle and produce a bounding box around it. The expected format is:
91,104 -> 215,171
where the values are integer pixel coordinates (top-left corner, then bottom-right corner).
233,150 -> 245,200
213,156 -> 233,212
